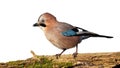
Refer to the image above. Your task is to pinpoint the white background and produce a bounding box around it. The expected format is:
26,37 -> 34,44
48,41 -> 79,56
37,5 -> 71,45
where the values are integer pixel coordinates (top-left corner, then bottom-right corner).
0,0 -> 120,62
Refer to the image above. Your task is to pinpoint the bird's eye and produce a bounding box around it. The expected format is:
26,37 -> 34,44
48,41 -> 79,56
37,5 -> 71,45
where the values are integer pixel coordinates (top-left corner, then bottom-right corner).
41,19 -> 45,22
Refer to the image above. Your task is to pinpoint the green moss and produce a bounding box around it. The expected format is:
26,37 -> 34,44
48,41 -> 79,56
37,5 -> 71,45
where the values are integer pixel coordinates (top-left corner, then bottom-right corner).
56,62 -> 73,68
7,56 -> 73,68
25,56 -> 53,68
8,60 -> 25,68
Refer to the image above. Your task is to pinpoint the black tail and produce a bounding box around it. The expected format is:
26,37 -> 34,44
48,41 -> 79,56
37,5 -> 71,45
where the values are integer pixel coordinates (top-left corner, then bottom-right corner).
76,32 -> 113,38
71,27 -> 113,38
92,34 -> 113,38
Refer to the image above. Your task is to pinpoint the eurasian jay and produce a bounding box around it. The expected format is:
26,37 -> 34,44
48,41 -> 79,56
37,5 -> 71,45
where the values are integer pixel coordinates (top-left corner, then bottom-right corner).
33,13 -> 113,58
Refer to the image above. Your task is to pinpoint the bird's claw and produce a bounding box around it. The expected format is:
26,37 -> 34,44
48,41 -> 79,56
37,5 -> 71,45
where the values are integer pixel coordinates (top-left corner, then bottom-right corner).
73,52 -> 78,58
55,54 -> 61,59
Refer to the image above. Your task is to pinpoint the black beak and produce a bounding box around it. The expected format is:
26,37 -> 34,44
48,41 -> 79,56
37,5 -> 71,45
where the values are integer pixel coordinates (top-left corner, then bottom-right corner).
33,23 -> 39,27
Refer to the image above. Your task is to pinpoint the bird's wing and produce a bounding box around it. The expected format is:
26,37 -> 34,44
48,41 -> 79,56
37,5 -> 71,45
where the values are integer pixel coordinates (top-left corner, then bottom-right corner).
62,27 -> 113,39
62,27 -> 91,36
74,27 -> 88,32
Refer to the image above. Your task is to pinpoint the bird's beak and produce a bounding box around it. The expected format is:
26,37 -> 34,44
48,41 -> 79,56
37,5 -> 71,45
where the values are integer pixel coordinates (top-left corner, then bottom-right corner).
33,23 -> 39,27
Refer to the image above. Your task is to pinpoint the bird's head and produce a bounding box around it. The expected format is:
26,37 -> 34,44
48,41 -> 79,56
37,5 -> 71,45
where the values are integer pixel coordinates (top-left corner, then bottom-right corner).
33,12 -> 57,30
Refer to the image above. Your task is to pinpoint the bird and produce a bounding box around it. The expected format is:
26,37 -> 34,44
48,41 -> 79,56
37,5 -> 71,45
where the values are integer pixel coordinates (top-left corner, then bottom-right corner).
33,12 -> 113,59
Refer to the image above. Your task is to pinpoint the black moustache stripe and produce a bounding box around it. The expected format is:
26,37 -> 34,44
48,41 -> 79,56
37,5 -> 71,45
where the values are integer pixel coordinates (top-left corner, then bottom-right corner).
40,24 -> 46,27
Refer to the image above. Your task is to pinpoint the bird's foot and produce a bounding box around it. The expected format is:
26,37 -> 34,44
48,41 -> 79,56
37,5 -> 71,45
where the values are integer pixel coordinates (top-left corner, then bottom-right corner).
73,52 -> 78,58
55,54 -> 61,59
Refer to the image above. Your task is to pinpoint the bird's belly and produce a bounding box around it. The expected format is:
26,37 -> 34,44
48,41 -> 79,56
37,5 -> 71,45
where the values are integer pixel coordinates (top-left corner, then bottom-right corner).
47,35 -> 81,49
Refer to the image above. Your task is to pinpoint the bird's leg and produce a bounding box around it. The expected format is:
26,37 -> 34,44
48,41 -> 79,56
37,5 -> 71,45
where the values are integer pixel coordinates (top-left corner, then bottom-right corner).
73,45 -> 78,58
56,49 -> 66,59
